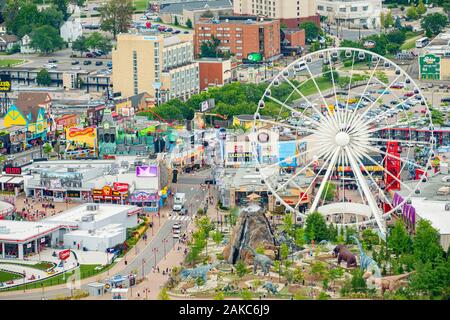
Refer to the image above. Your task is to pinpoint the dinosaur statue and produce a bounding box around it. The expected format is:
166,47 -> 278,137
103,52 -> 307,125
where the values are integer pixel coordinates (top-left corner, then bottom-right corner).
262,281 -> 279,295
350,236 -> 381,278
364,271 -> 415,295
333,244 -> 357,268
222,283 -> 235,292
245,246 -> 274,275
180,263 -> 218,283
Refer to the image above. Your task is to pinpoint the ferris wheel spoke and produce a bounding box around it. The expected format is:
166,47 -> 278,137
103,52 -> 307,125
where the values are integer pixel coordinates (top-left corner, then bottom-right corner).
262,143 -> 324,169
346,56 -> 381,127
264,95 -> 329,130
363,144 -> 429,173
257,118 -> 320,135
274,147 -> 331,192
294,152 -> 333,209
304,62 -> 340,129
366,138 -> 431,146
346,146 -> 386,235
326,50 -> 341,125
281,75 -> 326,122
343,51 -> 357,125
358,73 -> 403,121
309,148 -> 340,213
354,147 -> 415,193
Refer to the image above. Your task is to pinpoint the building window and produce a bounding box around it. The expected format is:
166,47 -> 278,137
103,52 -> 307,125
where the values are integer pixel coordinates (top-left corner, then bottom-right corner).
339,8 -> 346,12
351,7 -> 357,12
363,6 -> 368,11
318,5 -> 324,10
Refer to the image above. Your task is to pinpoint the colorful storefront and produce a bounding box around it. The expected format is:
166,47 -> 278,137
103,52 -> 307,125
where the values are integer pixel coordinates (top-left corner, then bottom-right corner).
64,126 -> 98,159
92,183 -> 129,204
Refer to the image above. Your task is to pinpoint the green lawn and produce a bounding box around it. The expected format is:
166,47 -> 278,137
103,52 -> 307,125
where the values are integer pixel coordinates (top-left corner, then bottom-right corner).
298,77 -> 334,97
0,270 -> 22,282
0,261 -> 55,271
133,0 -> 149,11
400,35 -> 422,51
0,59 -> 24,67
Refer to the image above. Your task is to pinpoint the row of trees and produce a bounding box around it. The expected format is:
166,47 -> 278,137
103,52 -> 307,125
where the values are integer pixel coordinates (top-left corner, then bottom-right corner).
72,32 -> 113,56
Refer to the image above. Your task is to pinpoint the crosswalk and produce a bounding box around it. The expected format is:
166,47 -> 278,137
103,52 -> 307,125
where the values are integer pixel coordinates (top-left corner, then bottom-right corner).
168,215 -> 191,221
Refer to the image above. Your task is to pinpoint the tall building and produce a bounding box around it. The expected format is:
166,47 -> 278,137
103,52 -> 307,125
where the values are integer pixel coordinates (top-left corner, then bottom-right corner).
112,33 -> 199,104
316,0 -> 382,29
194,16 -> 280,61
233,0 -> 319,28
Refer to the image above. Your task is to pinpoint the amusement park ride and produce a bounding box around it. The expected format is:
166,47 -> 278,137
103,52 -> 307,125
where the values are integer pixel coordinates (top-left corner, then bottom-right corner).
251,48 -> 435,238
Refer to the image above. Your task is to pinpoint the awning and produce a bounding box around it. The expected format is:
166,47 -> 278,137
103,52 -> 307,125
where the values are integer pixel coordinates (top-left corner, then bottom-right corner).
8,177 -> 24,184
0,176 -> 13,183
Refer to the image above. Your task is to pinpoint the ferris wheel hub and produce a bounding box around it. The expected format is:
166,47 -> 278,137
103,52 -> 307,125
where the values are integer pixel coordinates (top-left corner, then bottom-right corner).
335,131 -> 350,147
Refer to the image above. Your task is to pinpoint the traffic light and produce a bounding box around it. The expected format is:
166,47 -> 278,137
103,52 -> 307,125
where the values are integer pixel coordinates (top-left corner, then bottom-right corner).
172,169 -> 178,183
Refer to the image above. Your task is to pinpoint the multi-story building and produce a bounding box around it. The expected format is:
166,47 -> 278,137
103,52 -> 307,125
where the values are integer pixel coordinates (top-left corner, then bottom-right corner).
112,33 -> 199,103
194,16 -> 280,61
233,0 -> 319,28
316,0 -> 382,29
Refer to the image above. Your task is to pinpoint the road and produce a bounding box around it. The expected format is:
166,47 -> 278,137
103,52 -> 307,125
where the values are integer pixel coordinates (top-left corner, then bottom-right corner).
0,171 -> 211,300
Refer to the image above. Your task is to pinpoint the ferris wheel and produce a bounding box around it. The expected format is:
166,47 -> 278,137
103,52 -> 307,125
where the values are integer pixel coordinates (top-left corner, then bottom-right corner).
251,47 -> 436,236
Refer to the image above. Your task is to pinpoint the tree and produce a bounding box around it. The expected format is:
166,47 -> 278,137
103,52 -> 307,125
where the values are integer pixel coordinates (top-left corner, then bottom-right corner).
413,219 -> 443,264
39,6 -> 64,30
99,0 -> 133,39
361,228 -> 379,250
186,18 -> 193,29
211,230 -> 223,245
305,212 -> 329,242
241,289 -> 252,300
350,269 -> 367,293
299,21 -> 320,41
421,13 -> 448,37
380,12 -> 385,30
327,223 -> 337,242
280,214 -> 294,237
388,220 -> 412,259
85,32 -> 112,54
294,227 -> 306,248
322,65 -> 339,83
322,181 -> 336,201
30,25 -> 64,54
431,108 -> 445,126
293,267 -> 304,284
43,142 -> 53,154
214,291 -> 224,300
310,261 -> 327,280
36,69 -> 52,86
72,36 -> 87,56
4,1 -> 39,37
410,258 -> 450,299
235,260 -> 248,278
417,0 -> 427,16
280,243 -> 289,261
158,287 -> 170,300
53,0 -> 69,20
384,11 -> 394,29
406,6 -> 419,21
328,267 -> 344,287
200,36 -> 221,58
174,16 -> 179,26
387,30 -> 406,45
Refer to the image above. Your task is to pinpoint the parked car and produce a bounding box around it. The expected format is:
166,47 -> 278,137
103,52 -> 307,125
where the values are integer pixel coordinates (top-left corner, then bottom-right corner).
86,53 -> 94,58
95,61 -> 103,66
71,60 -> 80,65
48,59 -> 58,63
204,178 -> 216,185
107,61 -> 112,68
83,60 -> 92,65
172,30 -> 181,34
183,31 -> 189,34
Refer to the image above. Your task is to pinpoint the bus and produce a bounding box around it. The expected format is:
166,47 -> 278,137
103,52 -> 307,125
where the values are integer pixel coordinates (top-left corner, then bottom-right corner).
415,37 -> 430,48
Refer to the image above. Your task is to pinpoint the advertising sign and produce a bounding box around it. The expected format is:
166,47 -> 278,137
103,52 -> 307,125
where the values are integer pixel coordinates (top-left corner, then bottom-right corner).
247,52 -> 263,63
0,75 -> 12,92
130,191 -> 158,202
419,54 -> 441,80
5,167 -> 21,175
65,127 -> 97,148
113,182 -> 129,193
67,190 -> 81,198
59,249 -> 71,261
136,165 -> 158,177
279,141 -> 298,167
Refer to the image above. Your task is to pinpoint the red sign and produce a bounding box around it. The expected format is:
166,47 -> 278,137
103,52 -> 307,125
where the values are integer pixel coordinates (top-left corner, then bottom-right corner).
68,127 -> 95,138
5,167 -> 21,175
59,249 -> 71,261
113,182 -> 129,193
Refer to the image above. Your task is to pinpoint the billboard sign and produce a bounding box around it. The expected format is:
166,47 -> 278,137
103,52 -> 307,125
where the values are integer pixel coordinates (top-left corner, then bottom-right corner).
65,127 -> 97,149
136,165 -> 158,177
113,182 -> 129,193
59,249 -> 71,261
247,52 -> 263,63
5,167 -> 21,175
278,141 -> 298,167
0,75 -> 12,92
419,54 -> 441,80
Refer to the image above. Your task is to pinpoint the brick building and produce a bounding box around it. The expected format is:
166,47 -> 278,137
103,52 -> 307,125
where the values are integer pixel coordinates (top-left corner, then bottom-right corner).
194,16 -> 280,61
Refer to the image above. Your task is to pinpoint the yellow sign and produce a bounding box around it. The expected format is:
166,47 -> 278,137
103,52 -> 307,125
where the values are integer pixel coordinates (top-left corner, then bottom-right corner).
65,126 -> 97,148
338,165 -> 383,172
0,75 -> 11,92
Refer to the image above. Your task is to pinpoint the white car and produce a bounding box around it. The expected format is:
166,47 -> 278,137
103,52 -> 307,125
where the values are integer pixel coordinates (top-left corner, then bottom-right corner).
139,15 -> 147,21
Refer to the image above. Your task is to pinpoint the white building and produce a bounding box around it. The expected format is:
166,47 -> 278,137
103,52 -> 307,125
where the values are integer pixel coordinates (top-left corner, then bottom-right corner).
316,0 -> 382,29
60,15 -> 83,47
63,224 -> 126,252
20,35 -> 36,54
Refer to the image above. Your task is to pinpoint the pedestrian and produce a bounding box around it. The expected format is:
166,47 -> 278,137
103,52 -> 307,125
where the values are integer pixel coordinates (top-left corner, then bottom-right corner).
157,267 -> 160,273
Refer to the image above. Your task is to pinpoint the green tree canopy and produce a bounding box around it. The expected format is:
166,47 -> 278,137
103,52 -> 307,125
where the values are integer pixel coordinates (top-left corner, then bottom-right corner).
30,25 -> 64,53
299,21 -> 320,40
386,30 -> 406,45
305,211 -> 329,242
99,0 -> 133,39
36,69 -> 52,86
388,220 -> 412,258
413,219 -> 443,264
85,32 -> 112,54
406,6 -> 419,21
72,36 -> 88,55
417,0 -> 427,16
421,13 -> 448,37
186,18 -> 193,29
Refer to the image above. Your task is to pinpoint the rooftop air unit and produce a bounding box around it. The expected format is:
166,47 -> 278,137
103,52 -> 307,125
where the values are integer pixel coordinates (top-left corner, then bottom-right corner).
82,214 -> 95,222
86,204 -> 99,212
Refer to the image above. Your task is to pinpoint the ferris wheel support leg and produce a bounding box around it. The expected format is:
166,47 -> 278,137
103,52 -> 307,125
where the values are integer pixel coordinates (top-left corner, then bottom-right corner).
346,147 -> 386,236
309,148 -> 340,214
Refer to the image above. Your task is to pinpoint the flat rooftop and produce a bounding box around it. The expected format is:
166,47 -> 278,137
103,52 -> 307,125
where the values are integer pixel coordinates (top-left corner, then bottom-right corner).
65,223 -> 124,238
409,197 -> 450,235
43,203 -> 139,225
0,221 -> 60,242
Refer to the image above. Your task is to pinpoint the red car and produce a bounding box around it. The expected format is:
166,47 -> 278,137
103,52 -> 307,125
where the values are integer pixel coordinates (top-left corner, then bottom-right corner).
391,84 -> 404,89
86,53 -> 94,58
158,26 -> 166,31
404,92 -> 414,97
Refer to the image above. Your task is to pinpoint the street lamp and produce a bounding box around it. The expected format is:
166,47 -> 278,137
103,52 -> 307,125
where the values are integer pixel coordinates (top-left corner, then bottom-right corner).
152,247 -> 159,268
162,238 -> 168,259
142,258 -> 146,280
